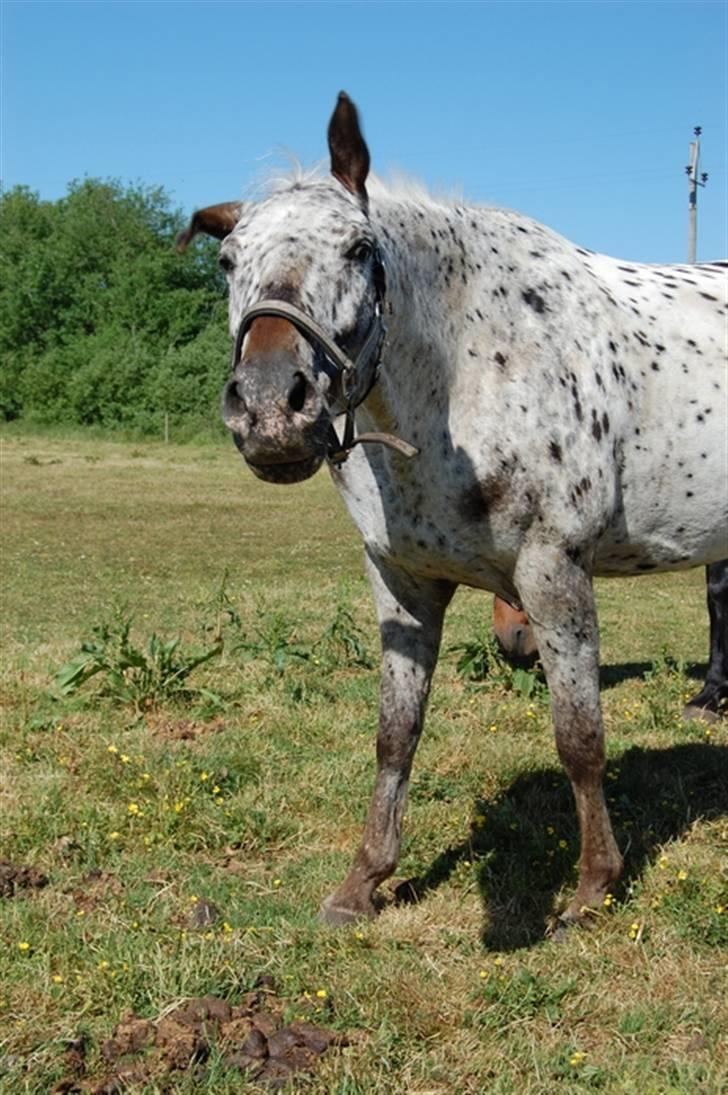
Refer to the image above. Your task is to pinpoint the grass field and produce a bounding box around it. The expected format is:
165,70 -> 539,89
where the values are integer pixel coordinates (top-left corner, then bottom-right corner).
1,431 -> 726,1093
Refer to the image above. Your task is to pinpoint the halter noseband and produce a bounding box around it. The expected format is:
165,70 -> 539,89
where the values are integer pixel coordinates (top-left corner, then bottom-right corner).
232,251 -> 417,463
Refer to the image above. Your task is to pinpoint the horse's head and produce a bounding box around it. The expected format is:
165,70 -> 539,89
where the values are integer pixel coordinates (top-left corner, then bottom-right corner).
178,93 -> 385,484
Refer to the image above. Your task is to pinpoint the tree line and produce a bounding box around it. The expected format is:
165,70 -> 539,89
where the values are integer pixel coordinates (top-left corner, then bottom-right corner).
0,179 -> 230,437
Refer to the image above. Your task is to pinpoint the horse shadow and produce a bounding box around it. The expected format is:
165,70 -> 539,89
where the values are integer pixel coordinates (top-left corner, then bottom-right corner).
395,742 -> 727,952
599,660 -> 708,689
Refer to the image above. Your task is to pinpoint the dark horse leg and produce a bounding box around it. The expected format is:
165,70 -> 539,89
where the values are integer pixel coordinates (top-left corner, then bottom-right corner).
683,559 -> 728,722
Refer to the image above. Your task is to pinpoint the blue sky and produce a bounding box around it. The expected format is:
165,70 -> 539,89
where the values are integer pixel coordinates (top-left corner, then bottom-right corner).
2,0 -> 726,262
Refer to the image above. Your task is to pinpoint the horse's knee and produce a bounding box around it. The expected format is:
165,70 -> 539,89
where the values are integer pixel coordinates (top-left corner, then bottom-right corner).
552,705 -> 606,781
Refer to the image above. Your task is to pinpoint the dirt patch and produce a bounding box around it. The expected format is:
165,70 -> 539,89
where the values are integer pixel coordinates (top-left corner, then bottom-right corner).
51,980 -> 351,1091
0,861 -> 48,898
144,715 -> 226,742
67,870 -> 123,914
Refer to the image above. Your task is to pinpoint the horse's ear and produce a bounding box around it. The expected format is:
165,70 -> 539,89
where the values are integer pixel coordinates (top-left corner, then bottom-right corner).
327,91 -> 370,203
176,201 -> 245,252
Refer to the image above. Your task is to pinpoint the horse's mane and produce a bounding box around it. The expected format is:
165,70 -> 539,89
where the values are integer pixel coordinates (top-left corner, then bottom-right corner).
247,156 -> 467,212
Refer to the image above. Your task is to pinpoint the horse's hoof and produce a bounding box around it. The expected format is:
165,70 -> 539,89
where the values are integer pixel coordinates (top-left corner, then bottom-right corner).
547,899 -> 600,940
682,703 -> 719,724
318,896 -> 375,928
546,916 -> 573,943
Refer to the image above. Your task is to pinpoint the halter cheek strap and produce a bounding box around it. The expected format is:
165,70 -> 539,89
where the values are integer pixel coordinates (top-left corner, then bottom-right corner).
233,257 -> 417,463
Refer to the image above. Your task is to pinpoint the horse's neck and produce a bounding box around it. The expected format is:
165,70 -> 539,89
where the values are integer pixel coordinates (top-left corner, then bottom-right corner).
369,198 -> 461,411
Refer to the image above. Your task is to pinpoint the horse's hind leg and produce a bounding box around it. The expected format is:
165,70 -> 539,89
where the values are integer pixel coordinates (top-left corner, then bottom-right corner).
683,559 -> 728,722
515,544 -> 623,928
319,555 -> 455,926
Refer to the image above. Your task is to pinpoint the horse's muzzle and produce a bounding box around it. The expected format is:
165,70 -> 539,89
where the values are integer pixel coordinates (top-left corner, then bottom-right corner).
222,350 -> 330,483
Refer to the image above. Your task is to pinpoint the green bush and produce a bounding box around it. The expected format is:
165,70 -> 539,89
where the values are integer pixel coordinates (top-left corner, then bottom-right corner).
0,178 -> 228,434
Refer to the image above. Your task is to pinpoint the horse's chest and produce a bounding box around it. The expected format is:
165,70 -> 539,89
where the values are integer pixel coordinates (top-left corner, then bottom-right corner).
330,455 -> 522,594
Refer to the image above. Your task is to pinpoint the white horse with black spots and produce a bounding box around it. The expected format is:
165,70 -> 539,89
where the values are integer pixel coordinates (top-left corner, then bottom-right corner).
179,93 -> 728,932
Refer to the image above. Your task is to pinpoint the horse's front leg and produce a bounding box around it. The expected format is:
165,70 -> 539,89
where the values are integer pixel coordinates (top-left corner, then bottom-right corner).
515,543 -> 623,927
319,555 -> 455,926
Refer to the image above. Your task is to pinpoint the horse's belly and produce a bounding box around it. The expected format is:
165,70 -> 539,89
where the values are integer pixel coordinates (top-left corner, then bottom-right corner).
595,481 -> 728,575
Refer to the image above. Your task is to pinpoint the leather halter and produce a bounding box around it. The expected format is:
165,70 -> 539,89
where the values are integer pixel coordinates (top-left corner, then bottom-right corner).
232,253 -> 417,463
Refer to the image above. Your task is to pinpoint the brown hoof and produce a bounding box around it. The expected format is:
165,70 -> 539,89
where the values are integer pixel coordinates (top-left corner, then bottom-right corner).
545,916 -> 573,943
318,896 -> 376,927
546,906 -> 597,941
682,704 -> 720,724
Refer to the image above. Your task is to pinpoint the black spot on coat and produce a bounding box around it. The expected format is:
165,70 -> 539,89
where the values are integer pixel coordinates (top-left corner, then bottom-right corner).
522,288 -> 547,313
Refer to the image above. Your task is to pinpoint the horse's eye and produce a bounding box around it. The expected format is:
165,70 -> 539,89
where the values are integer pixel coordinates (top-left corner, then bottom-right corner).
218,252 -> 235,273
347,240 -> 373,262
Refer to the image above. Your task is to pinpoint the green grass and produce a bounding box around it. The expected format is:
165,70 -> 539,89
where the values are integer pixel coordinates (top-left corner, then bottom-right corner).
1,431 -> 726,1093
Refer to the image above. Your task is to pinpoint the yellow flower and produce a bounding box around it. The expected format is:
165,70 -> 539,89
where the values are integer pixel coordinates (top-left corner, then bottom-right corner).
315,989 -> 328,999
493,956 -> 504,967
17,941 -> 30,952
107,744 -> 118,754
677,869 -> 687,881
603,893 -> 613,907
98,960 -> 109,970
658,856 -> 669,870
127,802 -> 140,815
569,1051 -> 586,1066
120,754 -> 130,764
52,974 -> 63,984
354,930 -> 364,941
479,969 -> 489,979
200,772 -> 209,782
223,921 -> 233,933
272,879 -> 282,888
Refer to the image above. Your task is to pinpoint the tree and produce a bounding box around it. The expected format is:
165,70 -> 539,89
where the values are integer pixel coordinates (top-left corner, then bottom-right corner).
0,179 -> 227,432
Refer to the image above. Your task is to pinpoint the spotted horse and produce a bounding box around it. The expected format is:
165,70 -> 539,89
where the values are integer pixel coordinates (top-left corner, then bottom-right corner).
492,557 -> 728,722
179,93 -> 728,932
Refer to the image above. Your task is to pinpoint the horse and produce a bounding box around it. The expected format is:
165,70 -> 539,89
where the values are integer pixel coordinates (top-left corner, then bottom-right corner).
492,558 -> 728,720
178,92 -> 728,932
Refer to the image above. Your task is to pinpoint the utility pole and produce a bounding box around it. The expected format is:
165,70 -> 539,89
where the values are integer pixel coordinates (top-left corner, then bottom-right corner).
685,126 -> 708,263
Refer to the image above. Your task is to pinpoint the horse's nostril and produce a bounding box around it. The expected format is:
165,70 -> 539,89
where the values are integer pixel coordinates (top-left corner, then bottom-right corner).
288,371 -> 309,413
223,378 -> 248,420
